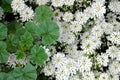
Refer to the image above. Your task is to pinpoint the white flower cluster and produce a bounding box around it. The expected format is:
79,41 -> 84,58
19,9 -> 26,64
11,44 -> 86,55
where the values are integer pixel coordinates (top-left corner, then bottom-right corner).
11,0 -> 34,22
42,0 -> 120,80
0,7 -> 4,20
7,54 -> 28,68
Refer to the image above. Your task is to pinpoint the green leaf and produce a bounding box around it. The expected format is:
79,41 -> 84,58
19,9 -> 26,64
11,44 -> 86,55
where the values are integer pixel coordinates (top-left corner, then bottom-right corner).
29,45 -> 48,66
0,72 -> 8,80
25,21 -> 37,35
35,5 -> 53,23
0,23 -> 7,40
20,31 -> 33,50
0,41 -> 9,63
0,50 -> 9,63
37,21 -> 59,45
1,0 -> 12,12
0,72 -> 14,80
12,63 -> 37,80
7,20 -> 22,34
16,27 -> 27,39
6,34 -> 19,52
16,50 -> 25,59
0,41 -> 7,51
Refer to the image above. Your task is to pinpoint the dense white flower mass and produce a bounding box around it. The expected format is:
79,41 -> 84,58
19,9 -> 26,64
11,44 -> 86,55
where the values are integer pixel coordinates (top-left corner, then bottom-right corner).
10,0 -> 120,79
109,0 -> 120,13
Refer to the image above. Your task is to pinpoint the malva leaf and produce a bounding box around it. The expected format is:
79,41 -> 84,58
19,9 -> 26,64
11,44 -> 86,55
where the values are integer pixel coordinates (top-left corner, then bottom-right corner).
0,41 -> 7,51
16,50 -> 25,59
0,41 -> 9,63
7,20 -> 22,34
0,50 -> 9,63
35,5 -> 53,23
19,31 -> 33,50
37,21 -> 59,45
25,21 -> 37,36
0,23 -> 7,40
12,63 -> 37,80
6,34 -> 19,52
29,45 -> 48,66
16,27 -> 26,39
0,72 -> 14,80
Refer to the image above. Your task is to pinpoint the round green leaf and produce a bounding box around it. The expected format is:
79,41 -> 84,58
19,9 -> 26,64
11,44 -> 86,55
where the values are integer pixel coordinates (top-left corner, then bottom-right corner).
16,50 -> 25,59
0,23 -> 7,40
29,45 -> 48,66
20,31 -> 33,50
25,21 -> 37,35
37,21 -> 59,45
6,34 -> 19,52
0,50 -> 9,63
0,41 -> 7,51
35,5 -> 53,23
12,63 -> 37,80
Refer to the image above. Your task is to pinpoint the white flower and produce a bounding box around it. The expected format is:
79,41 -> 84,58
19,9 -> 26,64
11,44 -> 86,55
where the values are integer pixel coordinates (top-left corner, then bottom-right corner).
106,46 -> 120,59
43,62 -> 55,76
91,25 -> 103,37
84,7 -> 95,18
107,31 -> 120,45
70,21 -> 82,32
102,22 -> 114,34
65,58 -> 77,75
64,0 -> 75,6
0,7 -> 4,20
90,36 -> 101,49
99,73 -> 109,80
53,9 -> 63,21
63,12 -> 73,22
36,0 -> 49,6
75,12 -> 89,25
65,44 -> 78,55
59,30 -> 75,44
81,31 -> 91,41
109,61 -> 120,74
91,2 -> 106,18
112,21 -> 120,31
77,56 -> 92,72
97,53 -> 109,66
108,1 -> 120,13
55,68 -> 69,80
51,0 -> 64,7
20,6 -> 34,22
108,72 -> 119,80
11,0 -> 25,12
7,54 -> 16,68
69,74 -> 80,80
81,40 -> 95,53
52,52 -> 66,68
82,71 -> 95,80
106,12 -> 117,22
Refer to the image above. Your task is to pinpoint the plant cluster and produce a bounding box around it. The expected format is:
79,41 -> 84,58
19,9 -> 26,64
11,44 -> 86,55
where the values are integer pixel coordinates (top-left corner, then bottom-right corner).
0,0 -> 120,80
